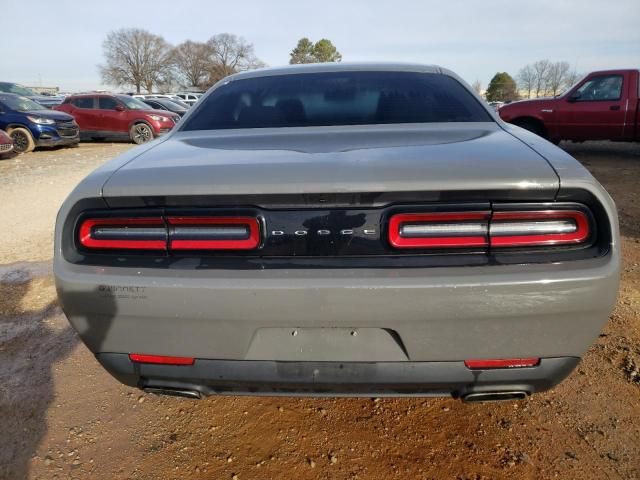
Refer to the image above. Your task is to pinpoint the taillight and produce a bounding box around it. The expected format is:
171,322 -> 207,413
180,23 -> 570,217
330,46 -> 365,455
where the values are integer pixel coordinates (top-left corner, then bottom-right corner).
388,212 -> 490,249
490,210 -> 589,247
388,208 -> 591,250
167,216 -> 260,250
78,215 -> 261,251
78,217 -> 166,250
464,358 -> 540,369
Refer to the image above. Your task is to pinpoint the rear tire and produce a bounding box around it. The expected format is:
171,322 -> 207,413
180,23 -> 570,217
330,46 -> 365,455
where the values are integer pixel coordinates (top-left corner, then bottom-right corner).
129,123 -> 154,145
7,127 -> 35,154
513,119 -> 546,139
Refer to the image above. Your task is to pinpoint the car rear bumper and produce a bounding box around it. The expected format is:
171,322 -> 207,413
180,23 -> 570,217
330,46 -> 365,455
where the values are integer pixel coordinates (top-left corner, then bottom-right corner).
55,252 -> 619,365
0,142 -> 13,154
97,353 -> 579,398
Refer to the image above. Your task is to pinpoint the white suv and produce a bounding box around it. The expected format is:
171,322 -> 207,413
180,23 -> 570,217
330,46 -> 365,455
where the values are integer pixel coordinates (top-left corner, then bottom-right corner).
174,92 -> 203,107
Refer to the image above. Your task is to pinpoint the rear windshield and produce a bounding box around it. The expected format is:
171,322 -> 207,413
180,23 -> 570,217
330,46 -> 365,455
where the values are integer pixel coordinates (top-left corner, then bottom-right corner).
181,71 -> 492,131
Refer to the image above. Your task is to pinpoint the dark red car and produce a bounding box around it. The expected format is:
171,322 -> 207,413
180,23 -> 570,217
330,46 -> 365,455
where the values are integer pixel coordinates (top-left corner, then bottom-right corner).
55,93 -> 181,144
0,129 -> 14,158
499,69 -> 640,143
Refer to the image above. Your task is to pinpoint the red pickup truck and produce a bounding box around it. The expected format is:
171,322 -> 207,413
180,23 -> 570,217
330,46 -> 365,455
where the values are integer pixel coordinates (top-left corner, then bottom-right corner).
499,69 -> 640,143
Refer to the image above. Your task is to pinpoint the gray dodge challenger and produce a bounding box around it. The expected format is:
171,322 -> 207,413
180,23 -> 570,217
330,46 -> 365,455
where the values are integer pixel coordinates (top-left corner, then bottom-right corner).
54,63 -> 620,402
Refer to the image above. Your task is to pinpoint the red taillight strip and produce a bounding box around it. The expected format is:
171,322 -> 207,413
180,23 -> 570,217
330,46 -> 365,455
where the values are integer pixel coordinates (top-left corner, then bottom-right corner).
464,358 -> 540,369
490,210 -> 589,247
129,353 -> 195,365
78,217 -> 166,250
167,216 -> 260,250
388,212 -> 491,249
388,209 -> 591,250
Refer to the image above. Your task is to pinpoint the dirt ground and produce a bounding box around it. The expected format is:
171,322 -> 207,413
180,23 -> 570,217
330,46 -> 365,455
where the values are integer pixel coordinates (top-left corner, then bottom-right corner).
0,141 -> 638,480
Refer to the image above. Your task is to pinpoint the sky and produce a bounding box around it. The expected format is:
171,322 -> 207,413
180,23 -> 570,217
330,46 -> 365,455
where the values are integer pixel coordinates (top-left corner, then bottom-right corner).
2,0 -> 639,91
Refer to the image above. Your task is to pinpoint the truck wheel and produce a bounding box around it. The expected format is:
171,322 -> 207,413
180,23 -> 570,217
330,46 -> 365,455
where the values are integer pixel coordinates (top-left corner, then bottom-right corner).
130,123 -> 154,145
513,119 -> 546,139
7,127 -> 35,153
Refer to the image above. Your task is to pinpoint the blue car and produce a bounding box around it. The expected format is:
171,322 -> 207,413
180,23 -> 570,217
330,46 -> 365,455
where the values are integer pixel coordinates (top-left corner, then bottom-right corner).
0,82 -> 64,108
0,93 -> 79,153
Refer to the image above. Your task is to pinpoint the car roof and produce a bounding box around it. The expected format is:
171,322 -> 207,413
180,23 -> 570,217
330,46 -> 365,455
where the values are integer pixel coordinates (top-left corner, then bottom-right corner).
584,69 -> 640,75
226,62 -> 444,82
66,92 -> 120,98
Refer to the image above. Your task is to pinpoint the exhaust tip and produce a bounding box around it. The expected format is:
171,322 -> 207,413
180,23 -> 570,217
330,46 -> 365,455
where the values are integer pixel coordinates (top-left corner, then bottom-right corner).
143,387 -> 202,399
462,391 -> 528,403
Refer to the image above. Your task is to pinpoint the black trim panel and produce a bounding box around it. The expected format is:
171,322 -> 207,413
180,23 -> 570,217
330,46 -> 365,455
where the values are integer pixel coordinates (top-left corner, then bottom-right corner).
97,353 -> 580,398
63,193 -> 611,269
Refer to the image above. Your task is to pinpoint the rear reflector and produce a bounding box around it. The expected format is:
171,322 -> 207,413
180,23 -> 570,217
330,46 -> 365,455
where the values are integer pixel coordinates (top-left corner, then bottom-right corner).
129,353 -> 195,365
490,210 -> 589,247
464,358 -> 540,369
78,217 -> 166,250
388,212 -> 491,248
167,216 -> 260,250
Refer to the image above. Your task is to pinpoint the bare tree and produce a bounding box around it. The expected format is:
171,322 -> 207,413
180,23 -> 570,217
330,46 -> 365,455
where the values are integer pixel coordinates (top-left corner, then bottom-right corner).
532,59 -> 551,98
206,33 -> 265,85
517,64 -> 536,99
171,41 -> 212,89
142,49 -> 174,93
99,28 -> 173,93
564,69 -> 583,90
547,61 -> 571,97
471,79 -> 483,95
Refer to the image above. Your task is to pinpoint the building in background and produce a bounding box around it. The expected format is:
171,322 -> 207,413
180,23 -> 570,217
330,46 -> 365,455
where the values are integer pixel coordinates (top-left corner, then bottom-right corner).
26,86 -> 59,95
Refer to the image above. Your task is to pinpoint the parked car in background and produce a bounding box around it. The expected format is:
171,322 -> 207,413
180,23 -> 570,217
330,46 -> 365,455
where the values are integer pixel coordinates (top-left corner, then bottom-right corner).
163,98 -> 191,110
0,93 -> 79,153
55,93 -> 181,144
174,92 -> 203,106
0,82 -> 64,108
141,97 -> 189,117
151,96 -> 192,109
0,130 -> 14,158
55,63 -> 619,402
499,69 -> 640,143
131,94 -> 192,109
132,94 -> 186,104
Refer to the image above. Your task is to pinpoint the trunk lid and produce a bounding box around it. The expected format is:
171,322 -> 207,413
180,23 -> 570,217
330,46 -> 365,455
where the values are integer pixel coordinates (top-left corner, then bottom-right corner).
102,123 -> 559,199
